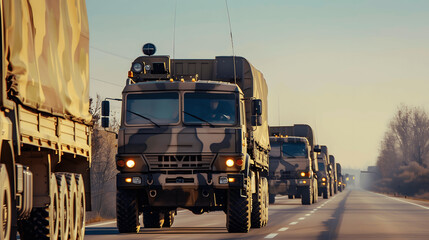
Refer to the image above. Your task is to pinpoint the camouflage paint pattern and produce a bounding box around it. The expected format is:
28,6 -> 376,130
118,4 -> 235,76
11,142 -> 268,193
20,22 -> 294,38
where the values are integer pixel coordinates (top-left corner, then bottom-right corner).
3,0 -> 91,123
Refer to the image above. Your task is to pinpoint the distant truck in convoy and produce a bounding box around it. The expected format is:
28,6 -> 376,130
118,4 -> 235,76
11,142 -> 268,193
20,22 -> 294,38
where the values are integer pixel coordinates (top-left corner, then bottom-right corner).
318,146 -> 335,197
268,125 -> 319,205
316,148 -> 330,199
336,163 -> 344,192
102,45 -> 270,233
1,1 -> 91,239
329,155 -> 338,194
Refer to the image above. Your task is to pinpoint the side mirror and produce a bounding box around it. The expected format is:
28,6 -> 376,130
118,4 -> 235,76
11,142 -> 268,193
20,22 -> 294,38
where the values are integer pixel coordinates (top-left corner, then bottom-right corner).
101,100 -> 110,117
252,99 -> 262,116
101,100 -> 110,128
251,115 -> 262,126
314,145 -> 321,152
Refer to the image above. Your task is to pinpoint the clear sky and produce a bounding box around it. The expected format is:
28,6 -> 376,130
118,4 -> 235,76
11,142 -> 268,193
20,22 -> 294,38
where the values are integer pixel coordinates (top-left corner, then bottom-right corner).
86,0 -> 429,170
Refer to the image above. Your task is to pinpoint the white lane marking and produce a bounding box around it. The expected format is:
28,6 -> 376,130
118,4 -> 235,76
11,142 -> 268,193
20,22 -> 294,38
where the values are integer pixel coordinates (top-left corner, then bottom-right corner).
86,220 -> 116,227
298,217 -> 305,220
313,208 -> 318,211
265,233 -> 278,239
305,213 -> 311,216
378,194 -> 429,210
276,196 -> 288,199
289,221 -> 298,225
278,227 -> 289,232
317,206 -> 322,209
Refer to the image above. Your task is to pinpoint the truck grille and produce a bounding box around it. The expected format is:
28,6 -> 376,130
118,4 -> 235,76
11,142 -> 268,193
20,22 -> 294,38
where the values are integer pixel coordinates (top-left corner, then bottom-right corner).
145,155 -> 214,170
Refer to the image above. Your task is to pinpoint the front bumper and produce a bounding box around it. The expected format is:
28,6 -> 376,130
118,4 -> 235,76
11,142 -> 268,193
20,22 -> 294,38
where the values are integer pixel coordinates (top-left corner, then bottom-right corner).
268,178 -> 311,195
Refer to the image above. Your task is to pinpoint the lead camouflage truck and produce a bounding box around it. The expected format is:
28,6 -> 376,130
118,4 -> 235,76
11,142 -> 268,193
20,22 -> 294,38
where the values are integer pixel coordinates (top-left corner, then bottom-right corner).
268,125 -> 319,205
1,1 -> 91,239
102,46 -> 270,233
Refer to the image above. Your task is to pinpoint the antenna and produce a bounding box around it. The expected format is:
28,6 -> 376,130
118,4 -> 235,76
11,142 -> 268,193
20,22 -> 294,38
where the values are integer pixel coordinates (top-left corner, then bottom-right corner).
278,96 -> 280,125
225,0 -> 236,85
172,0 -> 177,79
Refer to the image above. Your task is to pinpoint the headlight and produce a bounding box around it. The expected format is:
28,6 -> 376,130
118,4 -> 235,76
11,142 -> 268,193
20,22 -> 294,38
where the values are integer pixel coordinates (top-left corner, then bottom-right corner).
126,159 -> 136,168
226,159 -> 234,167
144,64 -> 152,71
300,172 -> 306,177
132,62 -> 143,73
322,177 -> 326,181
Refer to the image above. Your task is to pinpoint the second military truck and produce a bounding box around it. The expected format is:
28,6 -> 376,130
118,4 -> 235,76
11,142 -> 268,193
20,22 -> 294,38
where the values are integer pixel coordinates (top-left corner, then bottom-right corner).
268,125 -> 319,205
102,46 -> 270,233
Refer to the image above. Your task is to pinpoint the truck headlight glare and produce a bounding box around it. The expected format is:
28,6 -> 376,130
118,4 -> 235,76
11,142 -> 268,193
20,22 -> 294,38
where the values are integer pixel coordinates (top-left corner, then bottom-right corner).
322,177 -> 326,181
300,172 -> 306,177
226,159 -> 234,167
132,62 -> 143,73
126,159 -> 136,168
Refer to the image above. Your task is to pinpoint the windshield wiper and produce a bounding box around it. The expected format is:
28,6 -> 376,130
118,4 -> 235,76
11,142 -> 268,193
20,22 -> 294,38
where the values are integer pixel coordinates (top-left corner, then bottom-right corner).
127,110 -> 160,128
183,111 -> 215,127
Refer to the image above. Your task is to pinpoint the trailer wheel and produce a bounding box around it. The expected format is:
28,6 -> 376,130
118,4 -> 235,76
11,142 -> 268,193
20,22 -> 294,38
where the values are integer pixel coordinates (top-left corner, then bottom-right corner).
226,177 -> 252,233
64,173 -> 78,240
162,210 -> 175,228
18,174 -> 59,240
262,177 -> 269,226
142,207 -> 163,228
301,186 -> 312,205
251,177 -> 265,228
269,194 -> 276,204
75,174 -> 86,240
117,190 -> 140,233
0,164 -> 11,240
56,173 -> 70,239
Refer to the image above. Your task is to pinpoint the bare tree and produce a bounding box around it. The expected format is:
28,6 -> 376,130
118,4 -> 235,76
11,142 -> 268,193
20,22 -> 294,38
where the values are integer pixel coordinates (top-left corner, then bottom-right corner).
90,95 -> 119,218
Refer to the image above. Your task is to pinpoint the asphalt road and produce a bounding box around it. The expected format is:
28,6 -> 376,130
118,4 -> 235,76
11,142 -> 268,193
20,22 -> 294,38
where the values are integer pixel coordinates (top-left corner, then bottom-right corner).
85,188 -> 429,240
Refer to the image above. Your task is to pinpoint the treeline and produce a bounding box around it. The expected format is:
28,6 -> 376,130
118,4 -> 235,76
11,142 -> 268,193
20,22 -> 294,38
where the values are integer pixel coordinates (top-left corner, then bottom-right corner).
376,105 -> 429,199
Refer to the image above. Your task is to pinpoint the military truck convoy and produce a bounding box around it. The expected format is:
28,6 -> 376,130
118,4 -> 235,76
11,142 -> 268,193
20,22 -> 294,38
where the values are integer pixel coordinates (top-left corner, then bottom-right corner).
102,45 -> 270,233
1,1 -> 91,239
268,125 -> 319,205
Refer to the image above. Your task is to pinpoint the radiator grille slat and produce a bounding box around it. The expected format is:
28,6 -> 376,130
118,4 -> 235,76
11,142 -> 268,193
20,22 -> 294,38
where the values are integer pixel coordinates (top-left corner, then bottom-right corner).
145,155 -> 214,170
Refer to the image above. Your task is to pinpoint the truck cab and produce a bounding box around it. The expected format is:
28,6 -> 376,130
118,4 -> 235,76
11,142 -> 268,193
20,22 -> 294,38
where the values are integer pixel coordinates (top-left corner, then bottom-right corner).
317,151 -> 331,199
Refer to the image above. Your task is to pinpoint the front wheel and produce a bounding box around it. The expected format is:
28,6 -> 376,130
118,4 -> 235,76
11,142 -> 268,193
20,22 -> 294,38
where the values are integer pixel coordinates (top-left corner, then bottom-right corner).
162,210 -> 175,228
142,208 -> 164,228
226,177 -> 252,233
117,190 -> 140,233
0,164 -> 11,240
301,186 -> 312,205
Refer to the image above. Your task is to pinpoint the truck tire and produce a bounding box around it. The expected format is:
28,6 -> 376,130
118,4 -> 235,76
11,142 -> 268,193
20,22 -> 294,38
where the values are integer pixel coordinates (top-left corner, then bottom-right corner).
329,182 -> 334,196
56,173 -> 70,240
269,194 -> 276,204
251,177 -> 265,228
323,187 -> 329,199
117,190 -> 140,233
301,186 -> 312,205
0,164 -> 11,240
162,210 -> 175,228
75,174 -> 86,240
64,173 -> 78,240
226,177 -> 252,233
142,208 -> 164,228
262,177 -> 269,227
18,174 -> 59,240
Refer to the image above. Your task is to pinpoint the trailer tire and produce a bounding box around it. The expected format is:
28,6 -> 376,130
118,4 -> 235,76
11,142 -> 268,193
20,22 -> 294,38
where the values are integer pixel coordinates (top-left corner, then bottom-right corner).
117,190 -> 140,233
226,177 -> 252,233
18,174 -> 59,240
301,186 -> 312,205
56,173 -> 70,239
75,174 -> 86,240
262,177 -> 269,226
0,164 -> 11,240
269,194 -> 276,204
64,173 -> 78,240
142,207 -> 164,228
251,177 -> 265,228
162,210 -> 175,228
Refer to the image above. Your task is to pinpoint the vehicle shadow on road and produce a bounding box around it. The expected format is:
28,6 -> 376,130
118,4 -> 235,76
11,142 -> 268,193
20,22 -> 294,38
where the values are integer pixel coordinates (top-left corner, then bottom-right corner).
140,227 -> 227,235
317,191 -> 350,240
85,227 -> 119,235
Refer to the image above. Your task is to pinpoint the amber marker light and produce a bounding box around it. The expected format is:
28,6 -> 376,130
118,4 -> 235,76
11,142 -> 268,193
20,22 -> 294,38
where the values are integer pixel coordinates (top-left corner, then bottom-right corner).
322,177 -> 326,181
125,178 -> 132,183
117,160 -> 125,167
128,71 -> 133,78
228,178 -> 235,183
126,159 -> 136,168
303,180 -> 307,184
236,159 -> 243,166
226,159 -> 235,167
300,172 -> 306,177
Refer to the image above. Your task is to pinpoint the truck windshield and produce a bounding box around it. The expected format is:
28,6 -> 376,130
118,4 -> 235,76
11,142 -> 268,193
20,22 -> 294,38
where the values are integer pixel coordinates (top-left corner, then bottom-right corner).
282,142 -> 307,158
126,92 -> 179,125
318,162 -> 325,171
184,93 -> 236,125
269,142 -> 281,158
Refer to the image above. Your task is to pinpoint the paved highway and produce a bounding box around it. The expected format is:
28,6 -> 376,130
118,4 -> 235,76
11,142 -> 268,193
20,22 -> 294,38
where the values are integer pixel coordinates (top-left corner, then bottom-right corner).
85,189 -> 429,239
